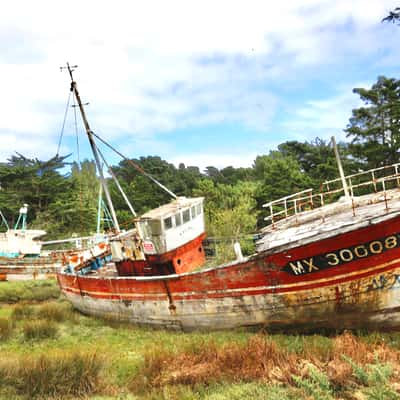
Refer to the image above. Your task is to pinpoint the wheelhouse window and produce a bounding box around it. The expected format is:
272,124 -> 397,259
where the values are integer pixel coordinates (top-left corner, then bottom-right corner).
164,216 -> 173,230
175,213 -> 182,226
149,220 -> 162,235
182,209 -> 191,223
191,206 -> 196,218
196,203 -> 202,215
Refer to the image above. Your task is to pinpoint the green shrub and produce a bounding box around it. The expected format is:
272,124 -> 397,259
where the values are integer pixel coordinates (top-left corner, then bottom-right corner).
342,354 -> 369,385
364,363 -> 398,400
343,355 -> 398,400
292,364 -> 334,400
22,319 -> 58,340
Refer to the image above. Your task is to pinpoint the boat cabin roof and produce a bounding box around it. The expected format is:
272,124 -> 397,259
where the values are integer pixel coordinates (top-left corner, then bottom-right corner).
140,197 -> 204,221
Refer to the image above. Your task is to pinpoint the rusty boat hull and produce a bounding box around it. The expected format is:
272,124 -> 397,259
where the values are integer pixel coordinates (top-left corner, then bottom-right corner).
0,242 -> 110,281
0,257 -> 62,281
57,205 -> 400,331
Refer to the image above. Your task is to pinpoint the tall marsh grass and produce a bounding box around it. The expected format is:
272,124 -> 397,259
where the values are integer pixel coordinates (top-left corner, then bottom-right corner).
12,301 -> 75,325
0,279 -> 59,303
0,317 -> 13,340
36,301 -> 75,322
0,350 -> 104,398
22,319 -> 58,340
11,302 -> 35,321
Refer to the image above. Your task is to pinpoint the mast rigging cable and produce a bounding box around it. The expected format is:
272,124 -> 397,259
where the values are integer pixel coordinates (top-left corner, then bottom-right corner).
56,90 -> 72,156
90,130 -> 177,199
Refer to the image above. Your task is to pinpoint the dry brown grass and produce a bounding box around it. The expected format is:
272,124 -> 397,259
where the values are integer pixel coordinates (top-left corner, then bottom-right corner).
131,335 -> 301,391
129,332 -> 400,394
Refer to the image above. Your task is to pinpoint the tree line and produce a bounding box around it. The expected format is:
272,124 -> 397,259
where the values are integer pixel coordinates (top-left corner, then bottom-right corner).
1,76 -> 400,246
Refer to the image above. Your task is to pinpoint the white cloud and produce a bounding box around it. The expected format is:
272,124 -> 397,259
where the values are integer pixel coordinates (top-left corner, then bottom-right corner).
0,131 -> 62,161
0,0 -> 398,164
281,82 -> 369,141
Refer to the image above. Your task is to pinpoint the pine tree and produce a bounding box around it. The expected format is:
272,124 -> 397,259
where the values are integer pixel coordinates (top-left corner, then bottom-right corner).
345,76 -> 400,168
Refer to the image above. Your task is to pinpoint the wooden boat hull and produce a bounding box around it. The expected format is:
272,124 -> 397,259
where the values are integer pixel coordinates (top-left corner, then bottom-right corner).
57,212 -> 400,331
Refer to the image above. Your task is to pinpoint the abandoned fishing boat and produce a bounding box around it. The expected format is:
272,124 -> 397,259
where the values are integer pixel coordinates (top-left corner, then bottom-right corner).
58,64 -> 400,331
0,204 -> 44,258
0,204 -> 62,280
0,204 -> 109,281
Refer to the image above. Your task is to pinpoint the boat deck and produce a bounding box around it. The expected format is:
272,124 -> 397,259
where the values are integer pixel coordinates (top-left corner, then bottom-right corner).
256,188 -> 400,254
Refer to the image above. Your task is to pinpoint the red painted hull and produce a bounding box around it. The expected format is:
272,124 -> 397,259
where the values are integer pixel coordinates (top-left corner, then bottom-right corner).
57,211 -> 400,331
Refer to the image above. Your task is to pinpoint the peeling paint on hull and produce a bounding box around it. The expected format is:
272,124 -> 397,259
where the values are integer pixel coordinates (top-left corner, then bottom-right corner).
59,267 -> 400,331
58,213 -> 400,331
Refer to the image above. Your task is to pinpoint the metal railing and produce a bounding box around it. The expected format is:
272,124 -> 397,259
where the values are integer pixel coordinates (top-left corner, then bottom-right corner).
262,163 -> 400,227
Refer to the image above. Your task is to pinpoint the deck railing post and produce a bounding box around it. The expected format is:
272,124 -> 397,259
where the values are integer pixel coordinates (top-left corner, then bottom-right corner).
372,171 -> 377,192
383,180 -> 389,211
320,193 -> 325,222
270,204 -> 274,229
294,199 -> 299,225
349,177 -> 354,197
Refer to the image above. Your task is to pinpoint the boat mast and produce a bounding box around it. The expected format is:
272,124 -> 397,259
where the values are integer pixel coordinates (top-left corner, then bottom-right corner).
0,209 -> 9,230
331,136 -> 350,199
96,183 -> 103,234
64,63 -> 121,232
14,204 -> 28,230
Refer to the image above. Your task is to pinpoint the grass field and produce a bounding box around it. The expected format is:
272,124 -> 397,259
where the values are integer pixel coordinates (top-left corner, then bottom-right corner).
0,280 -> 400,399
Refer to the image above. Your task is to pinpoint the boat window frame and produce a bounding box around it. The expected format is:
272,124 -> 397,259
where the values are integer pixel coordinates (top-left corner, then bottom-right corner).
163,216 -> 173,230
182,209 -> 191,223
175,212 -> 182,227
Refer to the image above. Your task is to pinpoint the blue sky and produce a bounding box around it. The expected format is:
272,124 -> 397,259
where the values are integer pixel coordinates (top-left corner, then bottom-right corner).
1,0 -> 399,172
